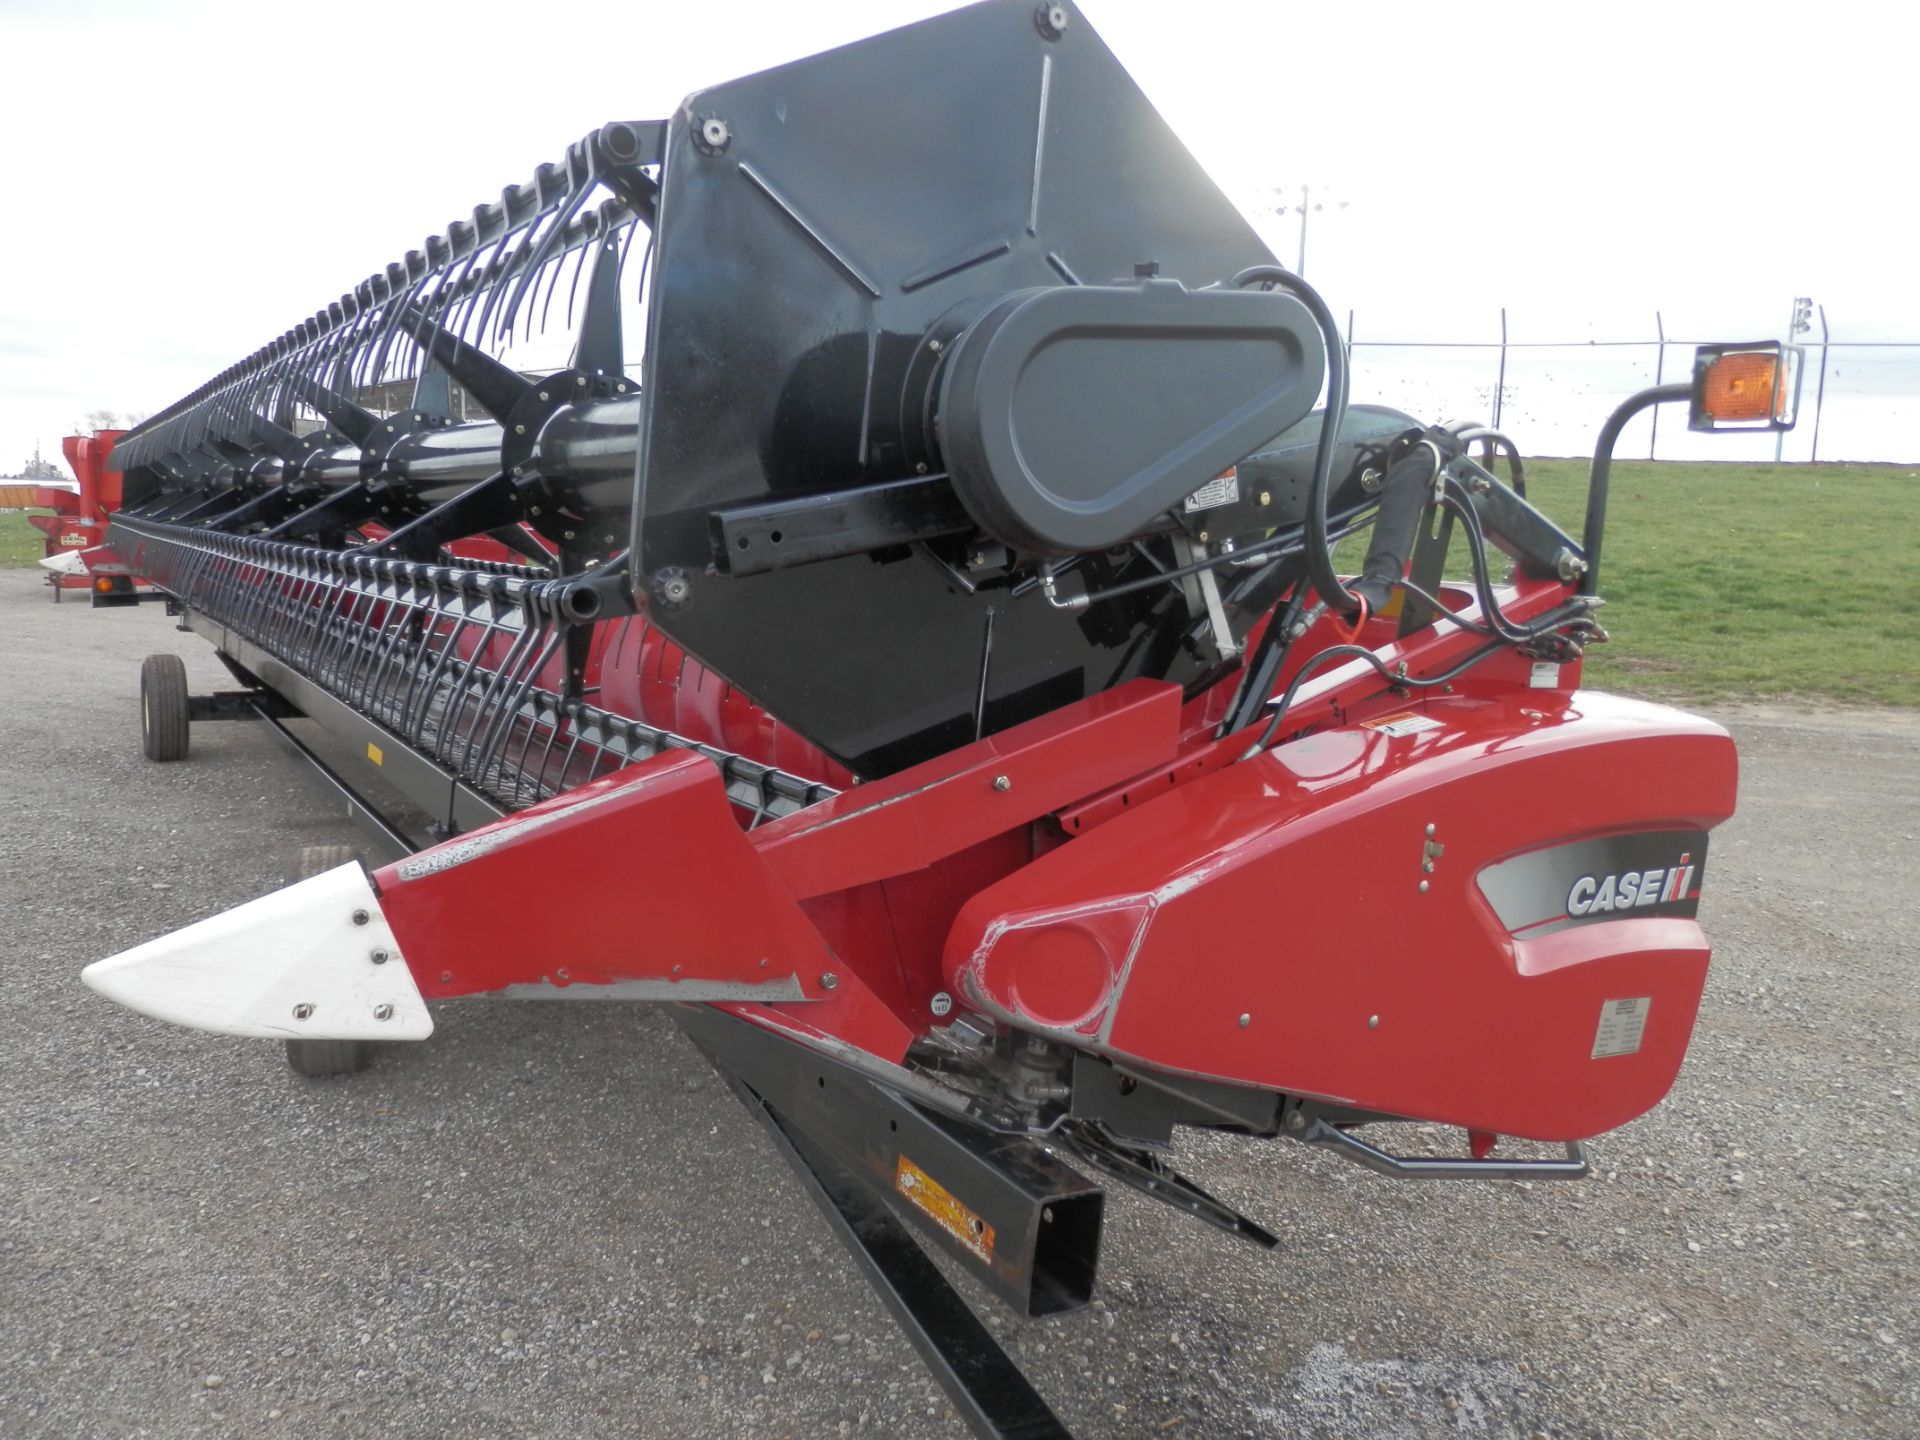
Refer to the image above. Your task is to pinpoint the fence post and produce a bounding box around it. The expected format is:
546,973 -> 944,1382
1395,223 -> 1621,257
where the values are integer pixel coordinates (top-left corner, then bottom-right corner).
1492,306 -> 1508,428
1810,306 -> 1831,463
1649,310 -> 1666,460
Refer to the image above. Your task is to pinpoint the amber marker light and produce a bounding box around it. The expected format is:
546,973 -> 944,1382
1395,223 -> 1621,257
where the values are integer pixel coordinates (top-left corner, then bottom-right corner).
1689,341 -> 1802,432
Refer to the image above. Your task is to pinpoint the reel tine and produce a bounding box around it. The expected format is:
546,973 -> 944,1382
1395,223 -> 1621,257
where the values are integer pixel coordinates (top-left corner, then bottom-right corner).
538,227 -> 578,336
496,173 -> 593,345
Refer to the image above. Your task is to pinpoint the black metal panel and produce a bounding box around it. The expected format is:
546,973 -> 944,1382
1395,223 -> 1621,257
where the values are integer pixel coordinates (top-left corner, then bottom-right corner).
633,0 -> 1277,775
938,281 -> 1324,555
708,1060 -> 1074,1440
677,1005 -> 1103,1321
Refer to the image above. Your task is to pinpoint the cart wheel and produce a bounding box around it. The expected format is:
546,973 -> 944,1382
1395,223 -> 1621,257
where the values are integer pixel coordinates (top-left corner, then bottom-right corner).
283,844 -> 373,1078
139,654 -> 191,762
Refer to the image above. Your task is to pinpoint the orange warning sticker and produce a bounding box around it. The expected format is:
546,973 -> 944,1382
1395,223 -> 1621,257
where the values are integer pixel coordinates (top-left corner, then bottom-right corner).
894,1155 -> 995,1264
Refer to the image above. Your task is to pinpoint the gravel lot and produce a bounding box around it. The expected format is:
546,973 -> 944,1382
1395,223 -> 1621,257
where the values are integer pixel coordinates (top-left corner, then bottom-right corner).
2,564 -> 1915,1439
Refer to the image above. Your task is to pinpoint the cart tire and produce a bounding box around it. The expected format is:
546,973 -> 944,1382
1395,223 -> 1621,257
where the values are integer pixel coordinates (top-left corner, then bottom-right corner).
283,844 -> 373,1077
139,654 -> 191,762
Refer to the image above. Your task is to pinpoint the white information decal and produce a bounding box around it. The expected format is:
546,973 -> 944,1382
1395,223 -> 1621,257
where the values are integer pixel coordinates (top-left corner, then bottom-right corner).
1529,661 -> 1561,689
1591,996 -> 1651,1059
1360,711 -> 1444,738
1183,470 -> 1240,512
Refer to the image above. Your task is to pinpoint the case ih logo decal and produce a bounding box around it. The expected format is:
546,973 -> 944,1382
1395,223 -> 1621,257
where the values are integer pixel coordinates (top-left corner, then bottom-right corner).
1476,831 -> 1710,938
1566,855 -> 1697,918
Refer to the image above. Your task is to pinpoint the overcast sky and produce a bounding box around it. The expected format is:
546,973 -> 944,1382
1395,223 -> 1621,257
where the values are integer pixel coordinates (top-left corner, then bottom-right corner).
0,0 -> 1908,472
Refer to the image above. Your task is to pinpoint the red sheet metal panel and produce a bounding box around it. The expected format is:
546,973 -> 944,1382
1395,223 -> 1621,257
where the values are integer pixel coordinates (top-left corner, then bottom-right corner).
752,679 -> 1183,901
945,690 -> 1738,1142
370,752 -> 839,1004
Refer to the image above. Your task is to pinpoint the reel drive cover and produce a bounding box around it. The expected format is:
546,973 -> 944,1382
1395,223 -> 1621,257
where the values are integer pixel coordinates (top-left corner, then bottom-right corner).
632,0 -> 1321,775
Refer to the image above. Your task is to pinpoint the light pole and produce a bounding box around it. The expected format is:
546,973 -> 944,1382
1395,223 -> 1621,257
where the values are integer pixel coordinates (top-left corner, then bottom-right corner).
1253,185 -> 1350,279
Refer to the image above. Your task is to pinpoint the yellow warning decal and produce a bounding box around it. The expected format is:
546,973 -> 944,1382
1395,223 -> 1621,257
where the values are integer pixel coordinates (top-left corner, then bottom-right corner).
895,1155 -> 995,1264
366,742 -> 384,766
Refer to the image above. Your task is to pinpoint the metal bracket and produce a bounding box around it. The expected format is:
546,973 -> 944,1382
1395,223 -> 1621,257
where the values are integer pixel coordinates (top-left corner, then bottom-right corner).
1293,1113 -> 1590,1180
1057,1122 -> 1278,1249
188,690 -> 300,723
709,1060 -> 1074,1440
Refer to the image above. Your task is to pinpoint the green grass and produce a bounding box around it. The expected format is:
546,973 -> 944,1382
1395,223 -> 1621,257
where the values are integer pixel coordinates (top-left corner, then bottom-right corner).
0,510 -> 53,568
1505,460 -> 1918,707
6,462 -> 1913,706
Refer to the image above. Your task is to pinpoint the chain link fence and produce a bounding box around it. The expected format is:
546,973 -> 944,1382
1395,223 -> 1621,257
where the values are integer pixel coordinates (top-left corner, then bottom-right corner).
1343,310 -> 1918,464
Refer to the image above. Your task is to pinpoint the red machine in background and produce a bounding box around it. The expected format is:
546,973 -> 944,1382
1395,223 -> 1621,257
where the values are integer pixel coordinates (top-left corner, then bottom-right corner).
0,430 -> 151,604
67,6 -> 1807,1436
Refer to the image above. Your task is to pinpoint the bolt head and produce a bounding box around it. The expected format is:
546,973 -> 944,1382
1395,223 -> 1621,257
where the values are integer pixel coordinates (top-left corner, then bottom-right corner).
370,948 -> 390,965
1418,880 -> 1430,894
820,972 -> 839,991
351,909 -> 370,927
292,1003 -> 314,1021
992,774 -> 1012,792
1285,1110 -> 1306,1132
1238,1012 -> 1251,1028
1368,1014 -> 1380,1029
1425,823 -> 1437,837
373,1003 -> 394,1022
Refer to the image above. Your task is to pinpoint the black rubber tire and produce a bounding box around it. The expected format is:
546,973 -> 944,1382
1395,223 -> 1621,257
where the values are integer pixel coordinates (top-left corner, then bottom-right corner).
283,844 -> 372,1078
139,654 -> 191,763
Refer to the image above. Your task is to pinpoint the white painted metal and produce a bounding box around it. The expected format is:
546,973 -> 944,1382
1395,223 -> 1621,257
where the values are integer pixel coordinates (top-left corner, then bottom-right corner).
82,863 -> 433,1041
37,551 -> 85,576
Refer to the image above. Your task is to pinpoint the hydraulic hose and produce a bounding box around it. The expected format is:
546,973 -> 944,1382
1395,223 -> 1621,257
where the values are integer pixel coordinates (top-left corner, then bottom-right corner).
1231,265 -> 1358,618
1349,446 -> 1439,613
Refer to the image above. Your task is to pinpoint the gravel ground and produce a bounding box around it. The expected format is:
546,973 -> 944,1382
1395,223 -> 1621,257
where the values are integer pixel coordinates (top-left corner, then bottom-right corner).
1,565 -> 1915,1439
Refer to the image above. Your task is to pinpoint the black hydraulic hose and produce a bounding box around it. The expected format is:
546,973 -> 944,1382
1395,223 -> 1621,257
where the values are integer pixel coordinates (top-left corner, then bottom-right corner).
1453,425 -> 1527,498
1392,575 -> 1495,637
1240,637 -> 1508,759
1583,382 -> 1690,596
1231,265 -> 1358,618
1044,506 -> 1377,611
1350,446 -> 1439,612
1434,482 -> 1532,644
1436,481 -> 1576,646
1218,580 -> 1312,737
